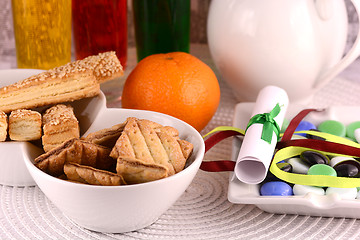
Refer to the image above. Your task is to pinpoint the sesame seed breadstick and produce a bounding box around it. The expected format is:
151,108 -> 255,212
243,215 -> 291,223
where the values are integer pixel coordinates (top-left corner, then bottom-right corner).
62,51 -> 123,83
0,51 -> 123,113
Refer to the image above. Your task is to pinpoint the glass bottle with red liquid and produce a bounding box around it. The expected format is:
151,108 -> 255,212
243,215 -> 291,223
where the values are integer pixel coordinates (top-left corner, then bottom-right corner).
72,0 -> 127,68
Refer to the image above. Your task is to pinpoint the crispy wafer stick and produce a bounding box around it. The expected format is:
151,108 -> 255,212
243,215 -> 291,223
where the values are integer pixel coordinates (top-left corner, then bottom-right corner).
83,122 -> 126,148
64,162 -> 126,186
116,157 -> 168,184
35,138 -> 115,177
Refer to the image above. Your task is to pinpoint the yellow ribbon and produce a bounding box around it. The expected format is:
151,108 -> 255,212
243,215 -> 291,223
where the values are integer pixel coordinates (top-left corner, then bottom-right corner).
202,126 -> 245,139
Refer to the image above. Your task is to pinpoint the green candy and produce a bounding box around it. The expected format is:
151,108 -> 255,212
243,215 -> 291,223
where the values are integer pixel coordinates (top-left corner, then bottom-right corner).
308,164 -> 337,177
346,121 -> 360,141
318,120 -> 346,137
281,118 -> 290,133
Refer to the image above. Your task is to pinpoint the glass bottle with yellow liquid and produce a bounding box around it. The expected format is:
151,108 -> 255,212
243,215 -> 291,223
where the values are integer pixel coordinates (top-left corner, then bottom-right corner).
11,0 -> 71,70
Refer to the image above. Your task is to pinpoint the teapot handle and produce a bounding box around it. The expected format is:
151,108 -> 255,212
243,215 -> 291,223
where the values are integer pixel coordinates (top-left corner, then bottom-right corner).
314,0 -> 360,89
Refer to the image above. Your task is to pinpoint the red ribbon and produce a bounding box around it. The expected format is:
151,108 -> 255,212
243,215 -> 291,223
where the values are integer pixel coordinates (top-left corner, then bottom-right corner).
280,108 -> 321,141
201,130 -> 241,171
200,160 -> 236,172
204,130 -> 241,152
278,139 -> 360,157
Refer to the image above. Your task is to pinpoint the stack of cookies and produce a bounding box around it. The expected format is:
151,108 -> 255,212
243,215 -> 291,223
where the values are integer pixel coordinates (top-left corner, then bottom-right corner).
0,105 -> 79,152
34,117 -> 193,186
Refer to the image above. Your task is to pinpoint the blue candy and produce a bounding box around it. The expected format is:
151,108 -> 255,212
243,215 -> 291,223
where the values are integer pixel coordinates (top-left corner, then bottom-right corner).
260,181 -> 293,196
294,120 -> 317,136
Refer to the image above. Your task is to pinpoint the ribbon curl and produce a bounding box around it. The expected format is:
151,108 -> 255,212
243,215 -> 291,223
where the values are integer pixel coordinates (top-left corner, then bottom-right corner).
246,103 -> 281,144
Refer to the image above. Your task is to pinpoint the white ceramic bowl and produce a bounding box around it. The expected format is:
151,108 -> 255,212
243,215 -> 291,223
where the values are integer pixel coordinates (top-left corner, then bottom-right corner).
2,69 -> 205,232
24,101 -> 205,233
0,69 -> 44,186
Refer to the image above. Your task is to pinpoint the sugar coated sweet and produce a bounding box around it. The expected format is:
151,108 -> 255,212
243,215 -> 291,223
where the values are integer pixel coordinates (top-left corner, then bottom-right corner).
294,121 -> 317,137
293,184 -> 325,196
300,151 -> 329,165
280,118 -> 290,133
318,120 -> 346,137
330,156 -> 360,177
354,128 -> 360,144
326,187 -> 357,200
288,157 -> 310,174
260,181 -> 293,196
308,164 -> 337,177
346,121 -> 360,141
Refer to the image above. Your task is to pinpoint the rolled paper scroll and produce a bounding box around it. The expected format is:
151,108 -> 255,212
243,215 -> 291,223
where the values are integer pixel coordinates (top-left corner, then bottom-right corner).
234,85 -> 289,184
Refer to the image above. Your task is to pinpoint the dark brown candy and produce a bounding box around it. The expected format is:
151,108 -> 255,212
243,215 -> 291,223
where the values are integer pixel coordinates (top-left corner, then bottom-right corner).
331,158 -> 360,178
300,150 -> 329,166
277,162 -> 292,172
334,163 -> 359,177
264,162 -> 292,183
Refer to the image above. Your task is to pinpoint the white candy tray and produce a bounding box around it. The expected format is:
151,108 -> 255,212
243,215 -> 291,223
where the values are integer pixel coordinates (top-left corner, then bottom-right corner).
229,102 -> 360,218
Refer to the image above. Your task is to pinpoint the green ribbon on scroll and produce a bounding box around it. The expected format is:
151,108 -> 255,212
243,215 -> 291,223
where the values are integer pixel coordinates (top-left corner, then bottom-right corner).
246,103 -> 281,144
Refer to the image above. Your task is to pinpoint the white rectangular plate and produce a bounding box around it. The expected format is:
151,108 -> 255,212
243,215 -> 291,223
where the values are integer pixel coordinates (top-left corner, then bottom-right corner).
228,102 -> 360,218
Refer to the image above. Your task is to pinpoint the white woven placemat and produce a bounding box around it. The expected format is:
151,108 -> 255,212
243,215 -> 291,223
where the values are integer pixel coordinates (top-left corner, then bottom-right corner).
3,171 -> 360,240
1,72 -> 360,240
2,46 -> 360,239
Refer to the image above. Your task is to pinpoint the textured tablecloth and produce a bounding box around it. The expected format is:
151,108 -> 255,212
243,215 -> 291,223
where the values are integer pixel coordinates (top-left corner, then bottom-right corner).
2,44 -> 360,240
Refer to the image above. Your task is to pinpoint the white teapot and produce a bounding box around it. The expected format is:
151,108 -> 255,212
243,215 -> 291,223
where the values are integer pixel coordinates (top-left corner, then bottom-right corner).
207,0 -> 360,103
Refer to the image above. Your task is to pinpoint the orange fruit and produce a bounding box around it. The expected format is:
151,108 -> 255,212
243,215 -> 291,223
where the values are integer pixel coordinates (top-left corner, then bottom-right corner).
121,52 -> 220,131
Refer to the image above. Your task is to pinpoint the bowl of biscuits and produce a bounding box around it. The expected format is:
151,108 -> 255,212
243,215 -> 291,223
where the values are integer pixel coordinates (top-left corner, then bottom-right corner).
1,52 -> 205,233
0,52 -> 121,186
